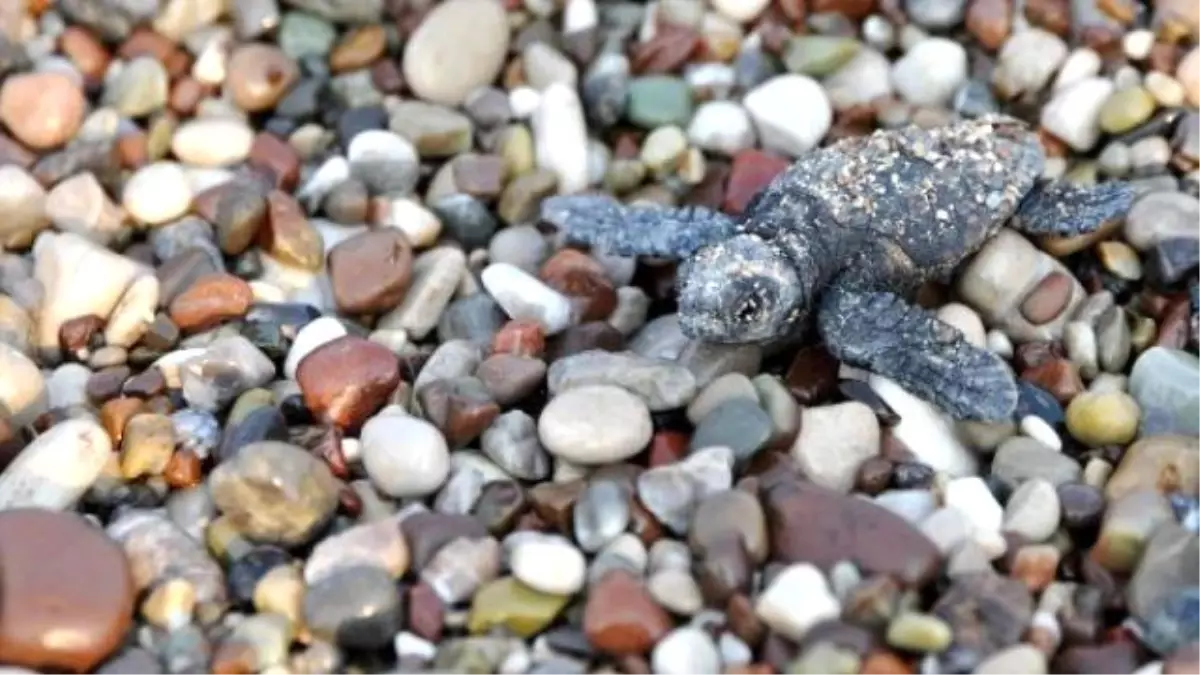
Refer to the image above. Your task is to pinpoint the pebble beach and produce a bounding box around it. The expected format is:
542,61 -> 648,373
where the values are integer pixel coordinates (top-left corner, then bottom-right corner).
0,0 -> 1196,673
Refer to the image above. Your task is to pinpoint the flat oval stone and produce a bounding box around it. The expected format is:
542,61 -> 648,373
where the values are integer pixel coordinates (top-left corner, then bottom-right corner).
402,0 -> 510,106
0,510 -> 134,672
168,272 -> 253,333
538,385 -> 652,465
171,117 -> 255,167
1020,272 -> 1073,324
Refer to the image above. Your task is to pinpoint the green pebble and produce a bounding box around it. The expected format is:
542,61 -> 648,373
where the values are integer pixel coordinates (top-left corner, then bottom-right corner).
1099,87 -> 1157,135
886,612 -> 953,652
626,76 -> 694,129
467,577 -> 570,638
278,12 -> 338,59
227,388 -> 276,426
783,36 -> 860,77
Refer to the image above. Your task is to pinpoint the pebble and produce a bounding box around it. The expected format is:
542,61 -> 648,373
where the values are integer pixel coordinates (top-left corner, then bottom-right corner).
638,446 -> 733,533
0,72 -> 85,149
327,229 -> 414,315
1040,77 -> 1115,151
297,336 -> 400,428
646,569 -> 703,616
1180,47 -> 1199,108
532,83 -> 590,194
1099,86 -> 1157,135
548,350 -> 697,411
974,645 -> 1048,674
886,612 -> 953,652
993,29 -> 1067,98
171,117 -> 255,167
626,75 -> 694,129
1105,435 -> 1198,501
784,35 -> 861,77
755,563 -> 840,640
711,0 -> 771,21
108,510 -> 226,618
479,262 -> 571,333
0,166 -> 48,248
791,401 -> 880,492
226,43 -> 299,112
123,162 -> 193,226
361,409 -> 451,498
687,100 -> 755,156
1003,478 -> 1061,542
467,576 -> 570,638
510,536 -> 587,595
0,510 -> 134,672
824,48 -> 893,110
209,440 -> 339,546
1065,390 -> 1140,447
402,0 -> 510,106
742,75 -> 831,156
304,515 -> 410,584
0,342 -> 45,428
870,375 -> 977,477
891,38 -> 967,106
106,56 -> 169,117
539,385 -> 651,464
573,479 -> 630,552
0,417 -> 110,510
1130,348 -> 1199,436
584,570 -> 673,655
650,627 -> 721,674
480,410 -> 550,480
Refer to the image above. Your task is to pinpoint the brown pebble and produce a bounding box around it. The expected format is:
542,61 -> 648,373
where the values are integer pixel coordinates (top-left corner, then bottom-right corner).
539,249 -> 617,323
855,456 -> 895,495
297,335 -> 401,429
117,131 -> 149,170
329,25 -> 387,73
528,480 -> 584,534
417,377 -> 499,448
248,133 -> 301,191
785,344 -> 840,404
226,44 -> 299,113
631,23 -> 701,74
100,397 -> 146,444
0,510 -> 135,673
584,570 -> 673,655
58,26 -> 111,84
408,582 -> 445,642
491,320 -> 546,357
1024,0 -> 1071,34
168,272 -> 254,333
1020,272 -> 1073,324
1021,358 -> 1084,404
163,448 -> 203,489
0,73 -> 86,150
259,190 -> 323,270
123,367 -> 166,399
169,77 -> 209,117
966,0 -> 1013,49
193,183 -> 268,256
59,314 -> 105,357
327,229 -> 414,315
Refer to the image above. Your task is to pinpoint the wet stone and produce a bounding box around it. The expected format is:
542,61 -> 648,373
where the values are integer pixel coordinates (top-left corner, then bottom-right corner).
297,336 -> 400,429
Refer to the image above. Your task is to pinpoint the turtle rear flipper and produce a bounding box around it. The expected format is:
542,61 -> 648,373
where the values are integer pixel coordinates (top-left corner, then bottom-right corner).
540,195 -> 740,259
1011,179 -> 1135,236
817,279 -> 1019,421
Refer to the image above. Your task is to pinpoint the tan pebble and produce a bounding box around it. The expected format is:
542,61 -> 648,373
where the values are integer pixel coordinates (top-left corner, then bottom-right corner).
0,73 -> 86,149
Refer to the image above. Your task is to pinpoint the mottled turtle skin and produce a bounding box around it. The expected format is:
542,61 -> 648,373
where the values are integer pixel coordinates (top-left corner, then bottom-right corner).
540,117 -> 1134,421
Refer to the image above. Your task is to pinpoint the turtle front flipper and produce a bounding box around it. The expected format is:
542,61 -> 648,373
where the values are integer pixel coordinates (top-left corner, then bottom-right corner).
540,195 -> 739,259
817,279 -> 1018,421
1011,179 -> 1135,236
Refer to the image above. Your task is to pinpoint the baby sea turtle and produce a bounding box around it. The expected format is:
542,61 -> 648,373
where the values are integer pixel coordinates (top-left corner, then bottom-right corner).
539,116 -> 1134,422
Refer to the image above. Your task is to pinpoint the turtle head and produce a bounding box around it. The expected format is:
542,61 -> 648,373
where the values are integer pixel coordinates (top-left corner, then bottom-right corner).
677,233 -> 806,343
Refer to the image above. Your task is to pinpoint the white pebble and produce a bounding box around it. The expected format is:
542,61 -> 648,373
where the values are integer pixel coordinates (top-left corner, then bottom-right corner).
891,37 -> 966,106
1020,415 -> 1062,452
743,74 -> 831,156
790,401 -> 880,492
296,156 -> 351,209
1041,77 -> 1114,151
711,0 -> 771,22
1122,29 -> 1155,60
992,29 -> 1068,98
1053,48 -> 1103,93
986,329 -> 1014,358
361,409 -> 451,498
533,83 -> 590,194
944,476 -> 1005,553
105,274 -> 159,348
869,375 -> 977,477
0,343 -> 46,427
538,385 -> 652,464
481,262 -> 574,335
122,162 -> 193,225
824,48 -> 894,110
755,563 -> 840,640
0,418 -> 112,510
347,129 -> 419,168
1003,478 -> 1061,542
936,303 -> 986,348
510,536 -> 587,595
651,627 -> 722,675
381,197 -> 442,248
171,117 -> 255,167
687,101 -> 755,156
508,86 -> 542,119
